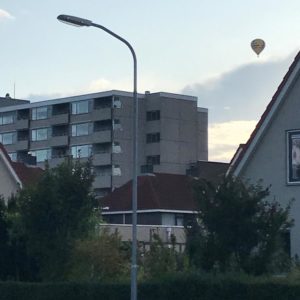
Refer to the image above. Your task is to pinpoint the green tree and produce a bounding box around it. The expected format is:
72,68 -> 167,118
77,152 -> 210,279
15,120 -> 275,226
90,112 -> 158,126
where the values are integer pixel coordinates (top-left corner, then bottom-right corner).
186,176 -> 293,275
66,228 -> 130,281
13,158 -> 97,281
0,196 -> 10,279
141,233 -> 188,279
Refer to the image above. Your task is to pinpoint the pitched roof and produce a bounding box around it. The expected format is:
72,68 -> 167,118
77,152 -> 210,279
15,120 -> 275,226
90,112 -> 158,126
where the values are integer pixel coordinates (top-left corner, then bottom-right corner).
230,51 -> 300,175
0,143 -> 43,187
100,173 -> 198,213
188,161 -> 228,185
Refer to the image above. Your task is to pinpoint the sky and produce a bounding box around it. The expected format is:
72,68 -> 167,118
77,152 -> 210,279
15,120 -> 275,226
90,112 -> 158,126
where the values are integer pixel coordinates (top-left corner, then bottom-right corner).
1,0 -> 300,162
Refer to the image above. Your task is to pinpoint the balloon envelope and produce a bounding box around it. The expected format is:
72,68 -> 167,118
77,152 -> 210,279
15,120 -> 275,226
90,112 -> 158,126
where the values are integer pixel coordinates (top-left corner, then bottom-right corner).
251,39 -> 265,56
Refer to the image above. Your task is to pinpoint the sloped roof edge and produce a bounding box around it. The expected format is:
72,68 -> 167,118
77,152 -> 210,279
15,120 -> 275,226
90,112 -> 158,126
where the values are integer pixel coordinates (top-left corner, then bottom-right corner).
232,51 -> 300,176
0,144 -> 22,188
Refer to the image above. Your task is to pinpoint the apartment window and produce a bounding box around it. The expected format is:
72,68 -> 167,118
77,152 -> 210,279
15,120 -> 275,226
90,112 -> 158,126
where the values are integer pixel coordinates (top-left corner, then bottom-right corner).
113,119 -> 122,130
71,100 -> 89,114
30,149 -> 51,162
31,128 -> 49,141
0,132 -> 15,145
0,112 -> 14,125
8,152 -> 17,162
146,155 -> 160,165
146,132 -> 160,143
146,110 -> 160,121
32,106 -> 48,120
71,123 -> 91,136
71,144 -> 92,158
112,142 -> 121,153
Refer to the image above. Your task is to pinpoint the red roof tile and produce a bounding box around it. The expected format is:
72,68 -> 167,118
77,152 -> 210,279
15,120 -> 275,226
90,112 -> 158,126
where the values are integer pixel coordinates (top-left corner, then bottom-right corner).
0,143 -> 43,186
101,173 -> 198,212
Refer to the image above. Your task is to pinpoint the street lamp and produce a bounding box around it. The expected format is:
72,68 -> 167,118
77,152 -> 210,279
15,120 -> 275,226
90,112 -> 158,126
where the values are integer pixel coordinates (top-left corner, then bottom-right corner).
57,14 -> 138,300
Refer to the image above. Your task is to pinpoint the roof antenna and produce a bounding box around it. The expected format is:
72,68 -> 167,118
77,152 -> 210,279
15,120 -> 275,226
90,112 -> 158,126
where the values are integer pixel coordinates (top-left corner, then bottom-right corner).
13,82 -> 16,99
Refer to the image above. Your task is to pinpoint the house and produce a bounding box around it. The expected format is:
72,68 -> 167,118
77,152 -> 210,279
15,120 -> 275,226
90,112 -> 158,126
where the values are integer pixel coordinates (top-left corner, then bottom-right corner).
101,173 -> 198,226
229,51 -> 300,256
0,143 -> 43,202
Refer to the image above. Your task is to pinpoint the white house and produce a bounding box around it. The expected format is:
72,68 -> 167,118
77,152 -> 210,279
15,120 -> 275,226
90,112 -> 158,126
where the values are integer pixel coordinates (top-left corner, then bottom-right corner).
230,51 -> 300,256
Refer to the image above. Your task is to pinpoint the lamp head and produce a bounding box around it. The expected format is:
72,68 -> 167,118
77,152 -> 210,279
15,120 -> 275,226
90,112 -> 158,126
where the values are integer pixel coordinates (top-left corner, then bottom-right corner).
57,15 -> 92,27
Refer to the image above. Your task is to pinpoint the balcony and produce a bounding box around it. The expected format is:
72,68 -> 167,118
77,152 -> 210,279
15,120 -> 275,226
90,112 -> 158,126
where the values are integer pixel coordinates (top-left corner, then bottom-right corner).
93,175 -> 111,189
15,119 -> 29,130
50,113 -> 69,125
93,152 -> 111,166
91,107 -> 111,121
92,130 -> 111,143
14,140 -> 29,151
50,135 -> 68,147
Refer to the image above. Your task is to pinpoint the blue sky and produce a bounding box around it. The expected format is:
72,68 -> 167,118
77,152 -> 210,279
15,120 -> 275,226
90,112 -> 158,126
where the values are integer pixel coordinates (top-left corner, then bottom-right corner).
1,1 -> 300,161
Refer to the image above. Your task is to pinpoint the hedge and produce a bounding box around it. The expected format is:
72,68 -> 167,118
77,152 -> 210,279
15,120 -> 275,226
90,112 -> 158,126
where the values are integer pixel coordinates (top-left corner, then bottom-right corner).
1,274 -> 300,300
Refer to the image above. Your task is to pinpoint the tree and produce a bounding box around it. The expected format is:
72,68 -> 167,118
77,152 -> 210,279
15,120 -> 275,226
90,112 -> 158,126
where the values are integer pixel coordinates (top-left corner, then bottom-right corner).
186,176 -> 293,275
66,228 -> 130,281
0,196 -> 10,280
13,158 -> 97,281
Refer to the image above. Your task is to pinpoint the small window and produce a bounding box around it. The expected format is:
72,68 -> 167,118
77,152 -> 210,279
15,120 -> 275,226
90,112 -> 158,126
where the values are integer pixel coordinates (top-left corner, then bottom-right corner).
71,144 -> 92,158
146,132 -> 160,143
112,165 -> 121,176
146,155 -> 160,165
30,149 -> 51,162
0,132 -> 15,145
31,128 -> 49,141
71,100 -> 89,114
32,107 -> 48,120
8,152 -> 17,162
71,123 -> 91,136
113,119 -> 122,130
112,142 -> 122,153
146,110 -> 160,121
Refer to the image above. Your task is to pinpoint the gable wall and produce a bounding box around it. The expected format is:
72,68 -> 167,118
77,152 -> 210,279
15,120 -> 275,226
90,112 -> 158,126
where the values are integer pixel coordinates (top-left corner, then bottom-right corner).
240,73 -> 300,255
0,158 -> 19,201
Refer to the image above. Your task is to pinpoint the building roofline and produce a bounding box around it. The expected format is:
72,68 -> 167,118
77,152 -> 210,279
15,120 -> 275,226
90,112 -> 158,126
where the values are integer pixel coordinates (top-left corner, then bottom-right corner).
147,92 -> 197,102
0,90 -> 200,112
0,90 -> 146,112
231,51 -> 300,176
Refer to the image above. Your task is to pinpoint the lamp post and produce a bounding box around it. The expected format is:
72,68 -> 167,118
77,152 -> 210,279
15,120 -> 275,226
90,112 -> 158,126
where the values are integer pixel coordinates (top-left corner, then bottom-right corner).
57,15 -> 138,300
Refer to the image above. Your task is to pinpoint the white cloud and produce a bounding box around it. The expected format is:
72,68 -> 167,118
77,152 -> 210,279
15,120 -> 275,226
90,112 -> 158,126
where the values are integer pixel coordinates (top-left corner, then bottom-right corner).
182,52 -> 296,123
0,9 -> 14,20
209,120 -> 257,162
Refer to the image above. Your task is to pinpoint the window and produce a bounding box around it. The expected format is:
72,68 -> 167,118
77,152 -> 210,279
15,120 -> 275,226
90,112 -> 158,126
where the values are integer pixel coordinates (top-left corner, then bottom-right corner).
32,106 -> 48,120
8,152 -> 17,162
113,119 -> 122,130
146,110 -> 160,121
0,132 -> 15,145
0,112 -> 14,125
31,128 -> 49,141
112,142 -> 121,153
112,165 -> 121,176
71,123 -> 91,136
146,132 -> 160,143
71,100 -> 89,114
287,130 -> 300,183
146,155 -> 160,165
30,149 -> 51,162
71,144 -> 92,158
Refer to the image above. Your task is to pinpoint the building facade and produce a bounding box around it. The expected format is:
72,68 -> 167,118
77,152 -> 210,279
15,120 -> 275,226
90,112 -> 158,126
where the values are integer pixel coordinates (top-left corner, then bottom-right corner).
230,51 -> 300,256
0,90 -> 208,197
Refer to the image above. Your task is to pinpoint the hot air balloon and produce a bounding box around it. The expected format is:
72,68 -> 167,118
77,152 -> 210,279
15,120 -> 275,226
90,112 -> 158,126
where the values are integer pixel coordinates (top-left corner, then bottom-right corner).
251,39 -> 265,57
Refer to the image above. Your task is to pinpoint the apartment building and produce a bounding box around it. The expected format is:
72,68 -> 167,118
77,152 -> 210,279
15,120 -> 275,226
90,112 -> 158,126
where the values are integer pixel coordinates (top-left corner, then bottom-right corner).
0,90 -> 208,197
